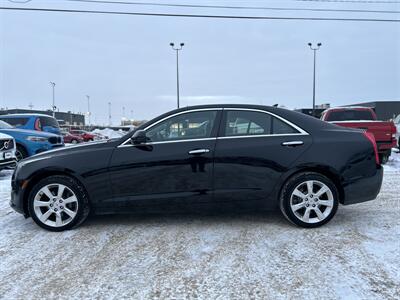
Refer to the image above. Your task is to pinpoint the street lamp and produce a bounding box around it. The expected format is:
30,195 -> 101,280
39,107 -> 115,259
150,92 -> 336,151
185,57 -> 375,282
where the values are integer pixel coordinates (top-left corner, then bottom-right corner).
308,42 -> 322,117
86,95 -> 91,127
170,42 -> 185,109
49,82 -> 56,117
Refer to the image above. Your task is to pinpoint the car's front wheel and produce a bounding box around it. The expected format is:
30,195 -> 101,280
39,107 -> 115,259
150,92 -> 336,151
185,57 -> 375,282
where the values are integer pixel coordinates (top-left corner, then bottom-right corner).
280,172 -> 339,228
28,175 -> 90,231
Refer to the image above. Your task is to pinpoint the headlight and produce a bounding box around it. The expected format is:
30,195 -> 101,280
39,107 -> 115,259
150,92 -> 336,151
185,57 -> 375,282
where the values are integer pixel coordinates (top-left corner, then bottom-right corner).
26,136 -> 48,142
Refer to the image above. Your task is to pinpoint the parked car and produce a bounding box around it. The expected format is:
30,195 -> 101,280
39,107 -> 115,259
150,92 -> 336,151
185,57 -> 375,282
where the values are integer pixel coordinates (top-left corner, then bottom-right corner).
321,107 -> 397,164
61,131 -> 84,144
10,105 -> 383,231
0,114 -> 61,135
69,130 -> 97,142
0,120 -> 64,161
0,132 -> 17,171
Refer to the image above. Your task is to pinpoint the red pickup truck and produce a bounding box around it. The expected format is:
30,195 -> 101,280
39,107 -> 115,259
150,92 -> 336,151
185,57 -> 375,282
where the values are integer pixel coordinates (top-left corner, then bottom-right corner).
321,107 -> 397,164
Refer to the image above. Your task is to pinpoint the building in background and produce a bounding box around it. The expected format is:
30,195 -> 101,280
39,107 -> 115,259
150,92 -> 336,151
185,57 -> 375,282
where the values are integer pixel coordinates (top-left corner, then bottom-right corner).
344,101 -> 400,120
0,108 -> 85,126
294,103 -> 330,118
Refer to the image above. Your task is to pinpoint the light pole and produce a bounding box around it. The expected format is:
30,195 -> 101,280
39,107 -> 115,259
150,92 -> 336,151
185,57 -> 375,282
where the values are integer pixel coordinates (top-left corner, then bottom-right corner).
308,42 -> 322,117
108,102 -> 112,126
86,95 -> 91,127
170,42 -> 184,109
49,82 -> 56,117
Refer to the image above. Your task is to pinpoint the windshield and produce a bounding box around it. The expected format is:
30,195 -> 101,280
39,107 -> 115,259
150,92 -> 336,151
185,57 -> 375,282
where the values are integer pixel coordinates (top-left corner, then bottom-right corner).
0,120 -> 14,129
326,110 -> 375,121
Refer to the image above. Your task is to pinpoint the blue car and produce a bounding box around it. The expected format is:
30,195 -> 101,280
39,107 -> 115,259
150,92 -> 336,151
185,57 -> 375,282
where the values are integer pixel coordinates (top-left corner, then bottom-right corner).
0,120 -> 64,160
0,113 -> 61,135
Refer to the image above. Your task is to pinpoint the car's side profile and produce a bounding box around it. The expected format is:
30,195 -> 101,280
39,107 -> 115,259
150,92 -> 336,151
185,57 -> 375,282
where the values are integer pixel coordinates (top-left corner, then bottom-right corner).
10,105 -> 383,231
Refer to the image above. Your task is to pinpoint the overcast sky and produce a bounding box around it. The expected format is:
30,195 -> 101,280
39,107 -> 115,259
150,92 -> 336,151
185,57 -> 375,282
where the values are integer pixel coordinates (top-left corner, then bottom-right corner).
1,0 -> 399,125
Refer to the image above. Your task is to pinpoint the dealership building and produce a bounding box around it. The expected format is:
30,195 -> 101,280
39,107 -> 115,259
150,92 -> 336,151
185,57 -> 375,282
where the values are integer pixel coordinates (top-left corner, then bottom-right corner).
0,108 -> 85,126
296,100 -> 400,120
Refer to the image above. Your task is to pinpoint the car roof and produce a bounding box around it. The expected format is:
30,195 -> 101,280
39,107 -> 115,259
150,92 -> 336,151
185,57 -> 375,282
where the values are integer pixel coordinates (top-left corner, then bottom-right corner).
0,113 -> 55,118
136,104 -> 336,135
322,106 -> 373,114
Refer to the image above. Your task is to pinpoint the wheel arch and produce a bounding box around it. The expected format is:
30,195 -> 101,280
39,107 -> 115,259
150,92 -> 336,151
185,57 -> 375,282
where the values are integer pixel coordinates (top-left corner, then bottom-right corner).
22,168 -> 90,216
275,165 -> 345,205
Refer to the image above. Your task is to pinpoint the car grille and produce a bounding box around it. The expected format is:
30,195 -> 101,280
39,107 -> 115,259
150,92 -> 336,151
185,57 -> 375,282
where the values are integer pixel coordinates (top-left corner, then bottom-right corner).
48,136 -> 62,144
0,139 -> 14,150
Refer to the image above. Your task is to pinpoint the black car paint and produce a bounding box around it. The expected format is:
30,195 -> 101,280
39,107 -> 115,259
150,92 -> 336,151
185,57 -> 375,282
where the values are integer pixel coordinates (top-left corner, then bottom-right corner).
10,105 -> 383,217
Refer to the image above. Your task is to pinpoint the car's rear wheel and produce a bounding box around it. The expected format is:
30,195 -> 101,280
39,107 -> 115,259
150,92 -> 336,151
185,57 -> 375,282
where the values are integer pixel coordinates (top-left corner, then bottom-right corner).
28,175 -> 90,231
280,172 -> 339,228
71,139 -> 78,144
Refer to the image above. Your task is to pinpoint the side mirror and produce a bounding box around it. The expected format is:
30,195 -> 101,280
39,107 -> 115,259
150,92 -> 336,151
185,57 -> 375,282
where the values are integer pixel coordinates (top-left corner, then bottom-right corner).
131,130 -> 147,145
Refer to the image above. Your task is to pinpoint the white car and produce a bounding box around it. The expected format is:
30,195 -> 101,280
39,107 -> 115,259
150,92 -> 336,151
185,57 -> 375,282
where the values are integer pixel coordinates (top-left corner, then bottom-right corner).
0,132 -> 17,171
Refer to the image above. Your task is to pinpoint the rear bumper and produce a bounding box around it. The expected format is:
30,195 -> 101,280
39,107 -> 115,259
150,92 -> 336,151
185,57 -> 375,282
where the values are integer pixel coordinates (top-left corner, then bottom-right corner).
377,140 -> 396,152
342,166 -> 383,205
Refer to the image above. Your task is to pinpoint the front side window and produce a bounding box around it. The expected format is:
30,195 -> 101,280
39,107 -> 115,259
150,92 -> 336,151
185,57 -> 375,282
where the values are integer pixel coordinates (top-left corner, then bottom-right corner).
224,110 -> 299,136
146,110 -> 217,143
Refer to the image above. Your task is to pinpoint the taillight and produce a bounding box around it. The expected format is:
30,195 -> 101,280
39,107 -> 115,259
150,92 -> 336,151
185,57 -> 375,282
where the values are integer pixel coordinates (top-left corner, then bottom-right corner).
363,131 -> 379,165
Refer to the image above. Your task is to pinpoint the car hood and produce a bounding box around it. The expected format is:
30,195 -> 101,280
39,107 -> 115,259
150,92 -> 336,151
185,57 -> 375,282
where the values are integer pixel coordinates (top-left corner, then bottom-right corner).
0,128 -> 60,137
22,139 -> 119,162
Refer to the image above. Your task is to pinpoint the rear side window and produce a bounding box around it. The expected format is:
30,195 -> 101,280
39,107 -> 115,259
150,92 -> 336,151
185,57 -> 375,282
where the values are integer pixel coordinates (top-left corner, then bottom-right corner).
272,117 -> 299,134
326,110 -> 374,121
0,117 -> 29,127
40,116 -> 60,128
224,110 -> 299,136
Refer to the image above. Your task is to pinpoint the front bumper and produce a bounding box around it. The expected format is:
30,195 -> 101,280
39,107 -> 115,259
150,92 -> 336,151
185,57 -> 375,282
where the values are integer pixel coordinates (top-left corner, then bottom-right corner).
0,158 -> 17,169
10,175 -> 26,215
342,166 -> 383,205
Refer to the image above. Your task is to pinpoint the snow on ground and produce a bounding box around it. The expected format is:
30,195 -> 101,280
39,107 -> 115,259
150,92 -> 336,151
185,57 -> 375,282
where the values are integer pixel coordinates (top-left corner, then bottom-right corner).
91,128 -> 126,139
0,155 -> 399,299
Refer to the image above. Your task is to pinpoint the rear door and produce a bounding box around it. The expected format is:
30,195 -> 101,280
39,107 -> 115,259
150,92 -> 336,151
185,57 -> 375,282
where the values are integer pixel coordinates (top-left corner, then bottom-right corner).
213,108 -> 312,207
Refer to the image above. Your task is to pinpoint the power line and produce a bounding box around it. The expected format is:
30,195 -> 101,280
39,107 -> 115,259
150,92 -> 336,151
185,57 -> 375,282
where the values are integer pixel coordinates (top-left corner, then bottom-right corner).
61,0 -> 400,14
1,6 -> 399,21
288,0 -> 400,3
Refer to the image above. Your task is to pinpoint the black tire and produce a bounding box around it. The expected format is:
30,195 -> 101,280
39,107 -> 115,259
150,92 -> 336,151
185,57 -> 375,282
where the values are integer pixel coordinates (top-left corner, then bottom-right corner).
28,175 -> 90,231
379,153 -> 389,165
87,138 -> 93,142
279,172 -> 339,228
16,145 -> 28,161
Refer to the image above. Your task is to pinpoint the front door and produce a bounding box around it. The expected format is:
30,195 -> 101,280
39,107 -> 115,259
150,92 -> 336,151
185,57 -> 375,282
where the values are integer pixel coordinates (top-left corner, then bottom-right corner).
107,109 -> 221,211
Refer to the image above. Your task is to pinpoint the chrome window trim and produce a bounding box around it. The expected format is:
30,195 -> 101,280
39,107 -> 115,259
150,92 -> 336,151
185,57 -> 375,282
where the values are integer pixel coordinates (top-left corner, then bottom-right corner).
118,107 -> 309,148
118,108 -> 222,147
224,108 -> 309,136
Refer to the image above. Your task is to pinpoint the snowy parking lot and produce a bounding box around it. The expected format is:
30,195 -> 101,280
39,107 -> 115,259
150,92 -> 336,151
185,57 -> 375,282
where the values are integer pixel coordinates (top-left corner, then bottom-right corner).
0,154 -> 399,299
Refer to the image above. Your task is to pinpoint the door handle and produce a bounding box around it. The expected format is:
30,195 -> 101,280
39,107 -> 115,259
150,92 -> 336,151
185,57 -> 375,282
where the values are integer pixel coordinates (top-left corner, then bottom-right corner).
281,141 -> 304,147
188,149 -> 210,155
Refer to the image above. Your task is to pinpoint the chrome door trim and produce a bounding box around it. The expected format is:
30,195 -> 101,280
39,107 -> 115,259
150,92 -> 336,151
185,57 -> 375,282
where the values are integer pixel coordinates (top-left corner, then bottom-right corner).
118,107 -> 309,147
118,108 -> 222,147
223,108 -> 309,135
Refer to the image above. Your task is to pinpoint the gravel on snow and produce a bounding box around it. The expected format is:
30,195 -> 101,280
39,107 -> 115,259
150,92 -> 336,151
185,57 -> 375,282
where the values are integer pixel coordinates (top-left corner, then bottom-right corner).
0,154 -> 399,299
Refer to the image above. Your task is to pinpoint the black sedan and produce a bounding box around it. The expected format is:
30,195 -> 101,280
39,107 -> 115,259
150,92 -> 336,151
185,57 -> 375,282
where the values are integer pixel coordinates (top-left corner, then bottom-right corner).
10,105 -> 383,231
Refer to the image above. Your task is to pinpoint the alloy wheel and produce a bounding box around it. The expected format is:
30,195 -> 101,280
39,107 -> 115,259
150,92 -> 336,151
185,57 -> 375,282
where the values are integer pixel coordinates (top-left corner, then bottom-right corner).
33,183 -> 79,228
290,180 -> 334,224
